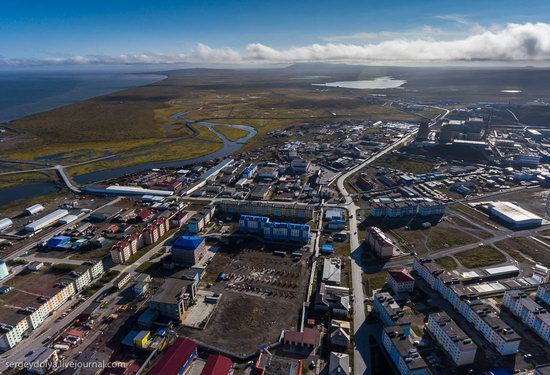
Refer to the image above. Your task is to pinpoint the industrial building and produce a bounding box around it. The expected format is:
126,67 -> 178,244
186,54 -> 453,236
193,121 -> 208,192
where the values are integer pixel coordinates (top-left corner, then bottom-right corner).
427,312 -> 477,366
25,209 -> 69,232
25,204 -> 45,216
171,236 -> 207,266
373,292 -> 411,335
365,227 -> 395,258
84,185 -> 174,197
201,354 -> 233,375
487,201 -> 542,228
148,338 -> 197,375
0,218 -> 13,232
382,326 -> 427,375
46,236 -> 71,249
503,290 -> 550,344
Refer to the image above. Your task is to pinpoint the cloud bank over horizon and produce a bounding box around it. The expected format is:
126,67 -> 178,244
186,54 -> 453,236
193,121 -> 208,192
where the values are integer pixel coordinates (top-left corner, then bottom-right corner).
3,22 -> 550,67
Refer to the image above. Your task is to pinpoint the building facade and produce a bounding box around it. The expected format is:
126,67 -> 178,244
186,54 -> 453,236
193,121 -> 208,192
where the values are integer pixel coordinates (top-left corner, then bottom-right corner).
427,312 -> 477,366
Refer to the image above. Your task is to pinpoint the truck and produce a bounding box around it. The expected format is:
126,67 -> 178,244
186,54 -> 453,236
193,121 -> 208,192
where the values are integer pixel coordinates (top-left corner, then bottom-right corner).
53,344 -> 70,351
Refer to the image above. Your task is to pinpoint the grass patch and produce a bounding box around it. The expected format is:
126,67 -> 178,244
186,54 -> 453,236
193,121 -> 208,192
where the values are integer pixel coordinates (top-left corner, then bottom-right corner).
373,155 -> 435,174
362,271 -> 387,296
495,237 -> 547,265
212,125 -> 250,142
6,259 -> 27,267
48,263 -> 78,273
454,246 -> 506,268
435,256 -> 457,270
100,269 -> 120,283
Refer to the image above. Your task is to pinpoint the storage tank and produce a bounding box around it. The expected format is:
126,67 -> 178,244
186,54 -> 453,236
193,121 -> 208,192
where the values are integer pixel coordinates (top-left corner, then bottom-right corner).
0,218 -> 13,232
25,204 -> 45,216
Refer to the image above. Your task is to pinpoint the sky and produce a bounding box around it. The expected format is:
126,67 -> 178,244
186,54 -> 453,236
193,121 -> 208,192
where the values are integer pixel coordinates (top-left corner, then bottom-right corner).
3,0 -> 550,67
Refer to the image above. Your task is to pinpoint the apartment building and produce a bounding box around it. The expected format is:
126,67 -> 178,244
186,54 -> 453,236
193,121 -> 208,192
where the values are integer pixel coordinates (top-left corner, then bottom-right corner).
373,292 -> 411,336
537,283 -> 550,306
382,326 -> 427,375
427,312 -> 477,366
387,268 -> 415,295
0,263 -> 104,350
413,258 -> 521,355
365,227 -> 395,258
503,290 -> 550,344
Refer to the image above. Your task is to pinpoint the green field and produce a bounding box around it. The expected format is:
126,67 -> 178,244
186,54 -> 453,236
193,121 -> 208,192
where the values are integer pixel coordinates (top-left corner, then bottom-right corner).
454,246 -> 506,268
0,68 -> 436,185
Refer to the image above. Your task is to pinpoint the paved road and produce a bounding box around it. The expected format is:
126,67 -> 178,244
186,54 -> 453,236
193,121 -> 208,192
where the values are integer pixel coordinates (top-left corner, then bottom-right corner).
336,109 -> 449,375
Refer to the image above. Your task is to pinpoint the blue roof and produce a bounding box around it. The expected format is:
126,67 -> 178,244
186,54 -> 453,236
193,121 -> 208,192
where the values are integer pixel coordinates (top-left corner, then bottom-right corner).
173,236 -> 204,251
138,308 -> 158,323
46,236 -> 71,248
122,330 -> 140,346
240,215 -> 270,222
321,244 -> 334,253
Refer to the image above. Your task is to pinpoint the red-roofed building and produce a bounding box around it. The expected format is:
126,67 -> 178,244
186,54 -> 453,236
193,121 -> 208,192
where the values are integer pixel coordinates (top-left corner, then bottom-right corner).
136,209 -> 152,222
200,354 -> 233,375
387,268 -> 415,294
282,327 -> 318,354
148,338 -> 197,375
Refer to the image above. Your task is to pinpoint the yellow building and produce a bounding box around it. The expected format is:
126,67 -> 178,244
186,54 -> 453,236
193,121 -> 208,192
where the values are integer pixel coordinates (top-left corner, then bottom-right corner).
134,330 -> 150,348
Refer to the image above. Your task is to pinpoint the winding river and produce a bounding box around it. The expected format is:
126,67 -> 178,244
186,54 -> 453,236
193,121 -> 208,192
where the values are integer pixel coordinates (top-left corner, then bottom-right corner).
0,118 -> 257,205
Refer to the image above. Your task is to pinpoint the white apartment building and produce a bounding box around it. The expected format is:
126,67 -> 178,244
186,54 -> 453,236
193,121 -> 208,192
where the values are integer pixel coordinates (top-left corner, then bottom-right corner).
504,290 -> 550,345
427,312 -> 477,366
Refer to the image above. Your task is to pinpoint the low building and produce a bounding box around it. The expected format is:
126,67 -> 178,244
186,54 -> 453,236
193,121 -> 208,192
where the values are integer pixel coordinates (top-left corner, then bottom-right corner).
488,201 -> 542,228
171,236 -> 207,266
25,204 -> 45,216
330,320 -> 351,348
382,326 -> 427,375
315,283 -> 351,317
201,354 -> 233,375
373,292 -> 411,335
27,346 -> 59,375
387,268 -> 415,295
503,290 -> 550,345
149,278 -> 197,322
25,209 -> 69,232
427,312 -> 477,366
322,258 -> 342,286
282,327 -> 318,354
148,338 -> 197,375
365,227 -> 395,258
133,330 -> 150,348
46,236 -> 72,250
0,218 -> 13,232
329,352 -> 350,375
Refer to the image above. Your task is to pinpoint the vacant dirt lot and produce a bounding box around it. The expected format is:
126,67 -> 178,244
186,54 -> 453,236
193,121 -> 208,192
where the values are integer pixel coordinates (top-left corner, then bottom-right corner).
177,238 -> 309,356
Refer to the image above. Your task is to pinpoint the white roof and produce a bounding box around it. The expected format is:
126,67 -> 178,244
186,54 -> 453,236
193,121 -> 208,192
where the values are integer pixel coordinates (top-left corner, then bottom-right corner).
489,201 -> 542,222
484,265 -> 520,275
105,185 -> 173,196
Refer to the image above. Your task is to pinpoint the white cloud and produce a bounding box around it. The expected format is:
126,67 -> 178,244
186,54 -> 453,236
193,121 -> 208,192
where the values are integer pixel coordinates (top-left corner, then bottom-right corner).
3,22 -> 550,67
322,26 -> 450,43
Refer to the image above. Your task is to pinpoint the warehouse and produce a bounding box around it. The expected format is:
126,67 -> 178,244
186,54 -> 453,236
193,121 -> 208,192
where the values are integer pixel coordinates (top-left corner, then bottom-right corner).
84,185 -> 173,197
59,214 -> 79,225
46,236 -> 71,249
148,338 -> 197,375
0,218 -> 13,232
25,209 -> 69,232
488,201 -> 542,228
25,204 -> 45,216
